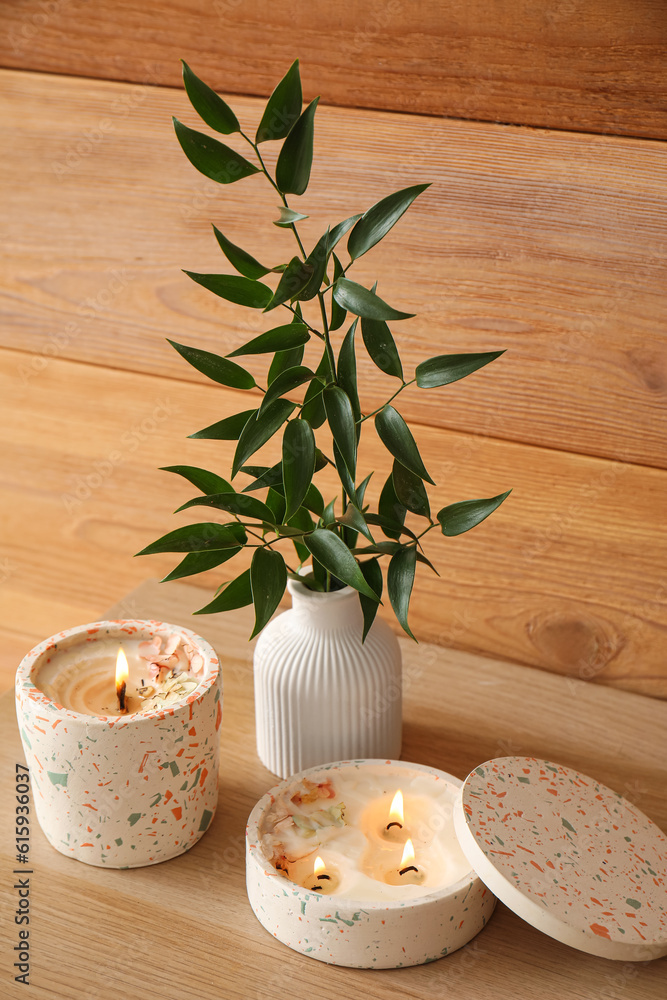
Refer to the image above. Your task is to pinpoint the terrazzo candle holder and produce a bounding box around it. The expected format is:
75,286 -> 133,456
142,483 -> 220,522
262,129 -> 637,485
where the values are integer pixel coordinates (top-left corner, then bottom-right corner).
15,619 -> 222,868
246,759 -> 495,968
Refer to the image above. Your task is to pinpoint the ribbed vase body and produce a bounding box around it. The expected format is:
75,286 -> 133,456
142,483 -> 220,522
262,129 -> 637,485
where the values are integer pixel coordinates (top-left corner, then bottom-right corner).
253,580 -> 402,778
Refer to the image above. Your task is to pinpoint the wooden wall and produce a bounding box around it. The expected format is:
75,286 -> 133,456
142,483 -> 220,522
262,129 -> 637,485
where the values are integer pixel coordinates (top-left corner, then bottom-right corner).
1,2 -> 666,699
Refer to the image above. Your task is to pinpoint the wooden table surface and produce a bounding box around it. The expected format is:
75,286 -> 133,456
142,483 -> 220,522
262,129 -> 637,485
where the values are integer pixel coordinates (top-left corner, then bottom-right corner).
1,579 -> 666,999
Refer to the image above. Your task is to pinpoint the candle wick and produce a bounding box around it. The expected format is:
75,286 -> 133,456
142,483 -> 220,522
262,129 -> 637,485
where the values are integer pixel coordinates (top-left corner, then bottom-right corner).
317,873 -> 331,881
399,864 -> 419,876
117,680 -> 127,714
386,821 -> 403,830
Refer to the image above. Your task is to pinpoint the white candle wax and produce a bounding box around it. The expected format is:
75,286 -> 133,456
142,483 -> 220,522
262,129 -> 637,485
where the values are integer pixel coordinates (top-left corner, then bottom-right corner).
36,634 -> 203,717
260,764 -> 471,902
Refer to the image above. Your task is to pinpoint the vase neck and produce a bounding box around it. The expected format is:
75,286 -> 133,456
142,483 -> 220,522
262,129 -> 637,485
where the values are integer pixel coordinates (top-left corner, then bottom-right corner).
287,579 -> 363,631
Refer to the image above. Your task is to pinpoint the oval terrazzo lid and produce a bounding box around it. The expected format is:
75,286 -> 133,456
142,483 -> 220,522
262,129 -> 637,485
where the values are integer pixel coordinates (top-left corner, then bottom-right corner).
452,756 -> 667,962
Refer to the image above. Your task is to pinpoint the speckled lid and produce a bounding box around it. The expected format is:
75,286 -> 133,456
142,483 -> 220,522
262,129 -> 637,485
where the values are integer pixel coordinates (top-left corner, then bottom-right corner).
453,756 -> 667,961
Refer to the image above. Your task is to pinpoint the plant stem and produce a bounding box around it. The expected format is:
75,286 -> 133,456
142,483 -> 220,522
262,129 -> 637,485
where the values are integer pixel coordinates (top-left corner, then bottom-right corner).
358,378 -> 416,423
280,303 -> 325,340
317,291 -> 337,382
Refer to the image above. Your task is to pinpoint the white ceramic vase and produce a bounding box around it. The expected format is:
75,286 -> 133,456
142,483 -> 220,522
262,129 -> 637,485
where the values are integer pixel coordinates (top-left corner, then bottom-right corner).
253,579 -> 402,777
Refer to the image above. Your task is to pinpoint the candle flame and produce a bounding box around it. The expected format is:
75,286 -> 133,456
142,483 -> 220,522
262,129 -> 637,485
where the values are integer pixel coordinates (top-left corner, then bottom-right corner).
115,647 -> 129,690
314,855 -> 326,875
389,789 -> 404,826
401,838 -> 415,867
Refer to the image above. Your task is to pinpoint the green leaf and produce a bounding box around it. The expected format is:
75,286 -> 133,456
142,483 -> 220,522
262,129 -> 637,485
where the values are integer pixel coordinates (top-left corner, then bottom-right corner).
415,551 -> 440,576
354,541 -> 401,557
388,545 -> 417,640
189,408 -> 256,440
304,530 -> 381,602
347,183 -> 431,261
286,505 -> 315,534
162,547 -> 241,582
160,465 -> 233,495
250,548 -> 287,638
268,342 -> 305,385
273,207 -> 309,228
227,323 -> 309,358
301,482 -> 325,518
361,315 -> 403,380
377,473 -> 407,540
241,463 -> 283,492
323,386 -> 357,483
330,254 -> 347,331
264,256 -> 313,311
181,61 -> 240,135
136,521 -> 246,556
332,442 -> 357,504
392,460 -> 430,519
212,225 -> 274,280
283,418 -> 316,520
358,558 -> 383,641
256,59 -> 302,143
183,271 -> 272,309
337,319 -> 360,422
437,490 -> 512,536
232,398 -> 296,476
333,278 -> 415,322
311,556 -> 328,590
364,513 -> 419,542
259,365 -> 319,416
265,487 -> 286,524
416,351 -> 505,389
168,340 -> 255,389
314,448 -> 331,472
173,118 -> 259,183
194,568 -> 252,615
293,538 -> 311,564
321,499 -> 336,526
177,491 -> 275,523
337,504 -> 374,543
375,405 -> 435,484
355,471 -> 373,508
328,215 -> 363,253
296,229 -> 330,301
300,353 -> 329,428
275,97 -> 319,196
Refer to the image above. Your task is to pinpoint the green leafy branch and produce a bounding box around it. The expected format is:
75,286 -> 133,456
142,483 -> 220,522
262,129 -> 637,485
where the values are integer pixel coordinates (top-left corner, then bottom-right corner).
137,59 -> 512,641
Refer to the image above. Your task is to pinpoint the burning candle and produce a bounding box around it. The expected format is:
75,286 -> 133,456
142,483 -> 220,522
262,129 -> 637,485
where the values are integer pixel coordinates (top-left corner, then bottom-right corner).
16,619 -> 222,868
298,855 -> 341,894
116,647 -> 128,713
382,789 -> 405,841
247,760 -> 495,968
382,838 -> 426,886
253,764 -> 471,901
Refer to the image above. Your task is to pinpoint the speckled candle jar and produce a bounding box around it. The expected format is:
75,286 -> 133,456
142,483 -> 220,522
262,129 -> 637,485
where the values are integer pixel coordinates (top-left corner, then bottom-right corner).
15,620 -> 222,868
246,760 -> 495,968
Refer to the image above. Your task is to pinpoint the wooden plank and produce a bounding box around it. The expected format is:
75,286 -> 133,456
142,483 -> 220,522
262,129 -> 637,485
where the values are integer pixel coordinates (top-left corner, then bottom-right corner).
1,1 -> 667,139
0,578 -> 666,999
1,349 -> 665,700
2,71 -> 666,470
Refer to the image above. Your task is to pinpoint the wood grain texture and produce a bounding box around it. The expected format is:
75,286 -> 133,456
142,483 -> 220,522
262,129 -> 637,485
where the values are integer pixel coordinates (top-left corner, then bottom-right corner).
2,70 -> 666,469
1,349 -> 666,700
1,0 -> 667,138
0,579 -> 666,999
